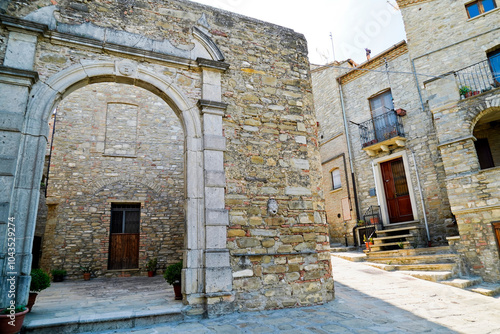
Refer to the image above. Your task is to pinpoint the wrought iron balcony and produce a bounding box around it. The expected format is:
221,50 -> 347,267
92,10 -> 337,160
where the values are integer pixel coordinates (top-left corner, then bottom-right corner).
455,58 -> 500,99
358,110 -> 406,156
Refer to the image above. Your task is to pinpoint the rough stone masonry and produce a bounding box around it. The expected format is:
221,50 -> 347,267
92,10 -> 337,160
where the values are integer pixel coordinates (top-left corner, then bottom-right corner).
0,0 -> 334,315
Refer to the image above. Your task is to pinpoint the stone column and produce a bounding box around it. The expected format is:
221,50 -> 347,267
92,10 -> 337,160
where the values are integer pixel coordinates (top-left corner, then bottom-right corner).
197,58 -> 234,315
0,17 -> 46,308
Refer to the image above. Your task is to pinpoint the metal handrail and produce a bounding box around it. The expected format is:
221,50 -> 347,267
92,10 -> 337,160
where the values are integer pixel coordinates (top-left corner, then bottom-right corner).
358,110 -> 405,149
455,57 -> 500,98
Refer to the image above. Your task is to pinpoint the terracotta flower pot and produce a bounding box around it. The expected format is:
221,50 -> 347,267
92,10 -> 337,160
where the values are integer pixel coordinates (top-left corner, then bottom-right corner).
147,271 -> 155,277
83,273 -> 91,281
27,292 -> 37,313
0,307 -> 29,334
173,283 -> 182,300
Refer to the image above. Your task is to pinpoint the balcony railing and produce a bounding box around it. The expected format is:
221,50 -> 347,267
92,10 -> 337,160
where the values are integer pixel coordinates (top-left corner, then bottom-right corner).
455,58 -> 500,99
359,110 -> 405,149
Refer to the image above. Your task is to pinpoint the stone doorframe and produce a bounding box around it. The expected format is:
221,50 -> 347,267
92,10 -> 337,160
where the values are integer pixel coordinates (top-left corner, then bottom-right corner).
371,150 -> 419,227
0,14 -> 232,314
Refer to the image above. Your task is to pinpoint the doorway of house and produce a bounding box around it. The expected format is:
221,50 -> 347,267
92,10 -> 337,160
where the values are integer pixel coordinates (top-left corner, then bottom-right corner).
108,203 -> 141,270
380,157 -> 414,223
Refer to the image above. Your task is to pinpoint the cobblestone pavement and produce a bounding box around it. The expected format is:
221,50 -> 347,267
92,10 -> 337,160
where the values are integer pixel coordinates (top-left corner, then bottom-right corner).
89,256 -> 500,334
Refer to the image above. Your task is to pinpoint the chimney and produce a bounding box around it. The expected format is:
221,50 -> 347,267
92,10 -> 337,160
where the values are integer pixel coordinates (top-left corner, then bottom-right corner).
365,48 -> 371,61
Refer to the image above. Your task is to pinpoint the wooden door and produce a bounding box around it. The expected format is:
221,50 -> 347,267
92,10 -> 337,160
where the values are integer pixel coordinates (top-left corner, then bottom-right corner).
108,204 -> 140,270
380,158 -> 414,223
493,222 -> 500,253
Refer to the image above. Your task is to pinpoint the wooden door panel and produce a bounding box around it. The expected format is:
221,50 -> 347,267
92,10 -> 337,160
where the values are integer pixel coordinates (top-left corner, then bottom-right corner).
109,234 -> 139,270
380,158 -> 414,224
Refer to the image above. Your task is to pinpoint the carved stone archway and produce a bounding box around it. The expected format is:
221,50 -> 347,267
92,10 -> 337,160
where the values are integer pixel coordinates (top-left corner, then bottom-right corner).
0,12 -> 232,314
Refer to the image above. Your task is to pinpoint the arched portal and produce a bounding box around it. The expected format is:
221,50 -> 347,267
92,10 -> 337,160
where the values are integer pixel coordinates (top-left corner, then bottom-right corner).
5,58 -> 232,313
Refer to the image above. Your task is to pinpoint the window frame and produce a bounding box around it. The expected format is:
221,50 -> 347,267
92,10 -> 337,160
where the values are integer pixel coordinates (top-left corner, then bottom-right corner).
466,0 -> 497,19
368,89 -> 394,118
331,168 -> 342,191
110,203 -> 141,234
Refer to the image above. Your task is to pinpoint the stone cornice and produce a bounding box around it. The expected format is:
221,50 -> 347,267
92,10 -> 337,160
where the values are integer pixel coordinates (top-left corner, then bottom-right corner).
338,41 -> 408,85
0,14 -> 48,34
0,65 -> 39,86
198,99 -> 228,113
396,0 -> 436,9
196,58 -> 230,72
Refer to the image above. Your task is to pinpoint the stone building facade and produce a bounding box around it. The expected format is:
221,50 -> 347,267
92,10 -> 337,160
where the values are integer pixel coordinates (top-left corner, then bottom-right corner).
398,0 -> 500,282
0,0 -> 333,315
313,0 -> 500,283
37,82 -> 185,278
313,42 -> 454,248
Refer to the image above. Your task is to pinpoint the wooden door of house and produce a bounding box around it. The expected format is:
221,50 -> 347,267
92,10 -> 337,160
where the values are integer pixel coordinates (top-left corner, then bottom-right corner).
108,203 -> 140,270
493,222 -> 500,253
380,158 -> 414,223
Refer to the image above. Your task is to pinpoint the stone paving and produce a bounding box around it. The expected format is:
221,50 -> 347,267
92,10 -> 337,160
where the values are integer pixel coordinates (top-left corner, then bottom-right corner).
25,255 -> 500,333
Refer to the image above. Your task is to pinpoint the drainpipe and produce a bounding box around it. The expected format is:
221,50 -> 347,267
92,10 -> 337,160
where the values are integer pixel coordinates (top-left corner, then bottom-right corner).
411,150 -> 431,245
338,78 -> 361,245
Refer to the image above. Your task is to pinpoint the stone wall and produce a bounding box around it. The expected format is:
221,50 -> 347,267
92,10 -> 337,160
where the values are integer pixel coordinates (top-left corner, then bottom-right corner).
401,0 -> 500,282
0,0 -> 333,311
336,44 -> 452,244
311,62 -> 358,245
40,82 -> 185,277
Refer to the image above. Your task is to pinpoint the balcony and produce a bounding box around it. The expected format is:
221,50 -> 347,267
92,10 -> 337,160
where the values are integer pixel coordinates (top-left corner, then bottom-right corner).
358,110 -> 406,156
455,58 -> 500,99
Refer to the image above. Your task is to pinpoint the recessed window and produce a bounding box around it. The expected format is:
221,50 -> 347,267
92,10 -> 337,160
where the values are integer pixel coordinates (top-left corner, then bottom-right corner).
466,0 -> 497,18
331,169 -> 342,190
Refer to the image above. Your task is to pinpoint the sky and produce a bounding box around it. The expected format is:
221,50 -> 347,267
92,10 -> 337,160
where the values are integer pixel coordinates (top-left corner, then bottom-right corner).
190,0 -> 407,65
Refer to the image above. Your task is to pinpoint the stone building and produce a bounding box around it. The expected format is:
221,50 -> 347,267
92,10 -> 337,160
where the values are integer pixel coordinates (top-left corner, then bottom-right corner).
400,0 -> 500,282
312,0 -> 500,283
0,0 -> 333,316
312,41 -> 453,248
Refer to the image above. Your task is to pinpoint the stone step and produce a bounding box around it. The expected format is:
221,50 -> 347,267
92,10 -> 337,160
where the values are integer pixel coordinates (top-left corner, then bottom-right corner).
23,306 -> 185,334
330,245 -> 358,252
367,254 -> 459,265
467,283 -> 500,297
364,262 -> 456,272
373,234 -> 413,242
331,252 -> 366,262
397,270 -> 454,282
369,241 -> 412,251
366,246 -> 451,258
440,277 -> 483,289
376,226 -> 419,235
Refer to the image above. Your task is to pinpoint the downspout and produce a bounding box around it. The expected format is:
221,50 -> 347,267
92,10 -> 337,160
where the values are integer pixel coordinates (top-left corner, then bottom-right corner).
338,78 -> 361,245
411,150 -> 431,245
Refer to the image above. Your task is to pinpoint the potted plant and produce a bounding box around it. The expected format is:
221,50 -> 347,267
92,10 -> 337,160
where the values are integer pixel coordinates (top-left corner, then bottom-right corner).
357,219 -> 366,227
459,85 -> 472,98
51,269 -> 67,282
80,263 -> 93,281
146,258 -> 157,277
395,108 -> 406,116
28,269 -> 51,312
370,217 -> 379,225
164,261 -> 182,300
0,305 -> 28,334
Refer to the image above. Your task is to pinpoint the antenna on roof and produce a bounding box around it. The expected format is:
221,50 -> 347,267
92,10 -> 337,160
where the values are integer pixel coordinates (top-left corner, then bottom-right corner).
329,32 -> 336,62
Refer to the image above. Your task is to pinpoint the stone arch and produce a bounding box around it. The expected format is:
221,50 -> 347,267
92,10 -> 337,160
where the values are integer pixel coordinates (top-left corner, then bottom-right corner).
470,105 -> 500,170
18,60 -> 214,306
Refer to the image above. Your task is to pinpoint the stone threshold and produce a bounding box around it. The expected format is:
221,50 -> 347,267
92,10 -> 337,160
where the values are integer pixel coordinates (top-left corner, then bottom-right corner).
23,305 -> 188,334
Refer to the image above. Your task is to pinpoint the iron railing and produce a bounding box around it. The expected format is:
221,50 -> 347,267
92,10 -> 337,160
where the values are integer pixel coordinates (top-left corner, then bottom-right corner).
358,110 -> 405,148
455,57 -> 500,99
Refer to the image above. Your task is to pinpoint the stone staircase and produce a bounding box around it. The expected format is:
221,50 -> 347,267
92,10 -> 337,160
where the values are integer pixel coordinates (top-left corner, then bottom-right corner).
368,225 -> 423,252
361,246 -> 500,297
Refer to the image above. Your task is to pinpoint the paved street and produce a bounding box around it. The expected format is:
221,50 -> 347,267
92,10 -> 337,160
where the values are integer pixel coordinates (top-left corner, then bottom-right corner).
86,256 -> 500,334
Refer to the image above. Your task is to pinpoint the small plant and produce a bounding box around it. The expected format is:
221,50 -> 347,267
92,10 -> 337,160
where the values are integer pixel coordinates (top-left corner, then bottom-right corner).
30,269 -> 51,292
163,261 -> 182,285
369,238 -> 374,243
358,220 -> 366,227
80,262 -> 93,274
459,85 -> 471,96
397,242 -> 404,249
1,305 -> 27,314
146,258 -> 158,272
51,269 -> 67,276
